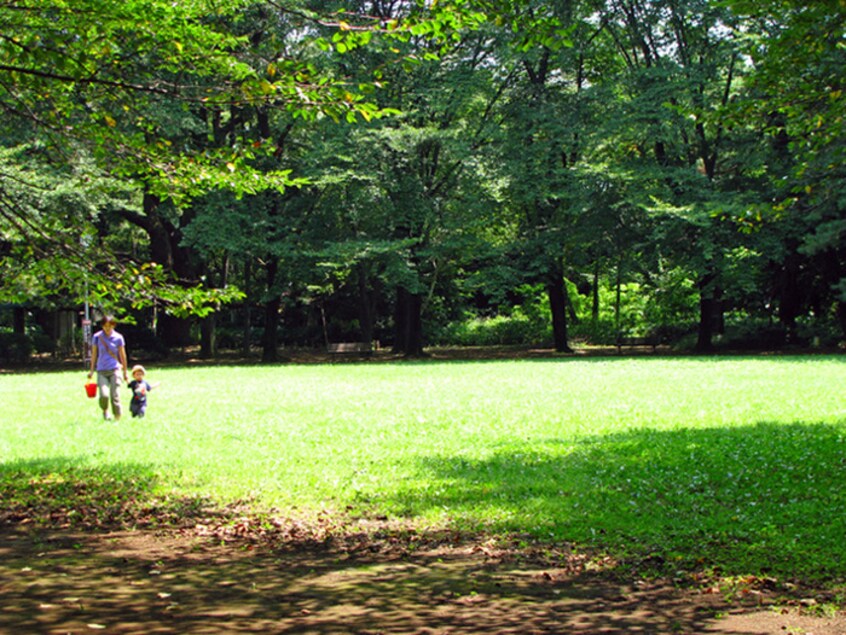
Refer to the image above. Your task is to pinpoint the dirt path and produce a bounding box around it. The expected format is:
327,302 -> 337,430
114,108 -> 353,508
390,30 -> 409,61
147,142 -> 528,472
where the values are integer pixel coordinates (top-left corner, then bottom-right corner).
2,525 -> 844,635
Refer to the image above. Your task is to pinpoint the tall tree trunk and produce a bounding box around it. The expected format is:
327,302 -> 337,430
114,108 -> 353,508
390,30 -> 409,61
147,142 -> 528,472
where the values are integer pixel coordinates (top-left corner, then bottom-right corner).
262,297 -> 281,363
139,191 -> 195,348
13,307 -> 25,334
358,266 -> 375,346
393,286 -> 424,357
695,270 -> 717,352
392,287 -> 406,354
547,263 -> 573,353
199,255 -> 227,359
777,251 -> 802,342
200,315 -> 216,359
261,259 -> 280,363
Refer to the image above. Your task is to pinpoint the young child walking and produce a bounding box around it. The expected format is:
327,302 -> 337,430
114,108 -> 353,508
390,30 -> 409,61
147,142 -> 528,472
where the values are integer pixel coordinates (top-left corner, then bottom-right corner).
127,364 -> 160,418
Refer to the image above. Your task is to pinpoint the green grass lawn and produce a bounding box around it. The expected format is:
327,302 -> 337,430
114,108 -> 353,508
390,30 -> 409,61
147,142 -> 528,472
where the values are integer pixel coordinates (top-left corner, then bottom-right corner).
2,355 -> 845,583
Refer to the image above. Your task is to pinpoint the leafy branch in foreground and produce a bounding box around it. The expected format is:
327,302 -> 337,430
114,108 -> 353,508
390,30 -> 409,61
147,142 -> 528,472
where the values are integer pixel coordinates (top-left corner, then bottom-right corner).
0,0 -> 493,316
0,0 -> 477,196
0,145 -> 244,314
0,241 -> 245,318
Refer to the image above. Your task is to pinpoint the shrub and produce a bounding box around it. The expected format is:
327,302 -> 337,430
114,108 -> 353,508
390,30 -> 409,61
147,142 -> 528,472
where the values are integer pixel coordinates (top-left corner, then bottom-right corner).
30,330 -> 56,355
569,319 -> 618,345
216,326 -> 263,351
717,321 -> 790,350
433,309 -> 552,347
0,331 -> 33,363
716,314 -> 842,350
120,324 -> 169,359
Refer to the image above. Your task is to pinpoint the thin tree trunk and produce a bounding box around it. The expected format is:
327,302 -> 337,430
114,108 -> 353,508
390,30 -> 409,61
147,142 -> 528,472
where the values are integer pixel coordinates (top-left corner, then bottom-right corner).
242,260 -> 252,356
592,262 -> 600,324
615,257 -> 623,340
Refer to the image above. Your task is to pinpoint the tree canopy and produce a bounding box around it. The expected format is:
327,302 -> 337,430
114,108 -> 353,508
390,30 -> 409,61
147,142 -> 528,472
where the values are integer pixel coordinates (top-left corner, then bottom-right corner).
2,0 -> 844,355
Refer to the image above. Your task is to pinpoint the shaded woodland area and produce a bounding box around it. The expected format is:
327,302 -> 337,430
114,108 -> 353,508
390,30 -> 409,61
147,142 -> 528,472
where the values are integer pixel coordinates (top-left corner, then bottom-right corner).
1,0 -> 844,362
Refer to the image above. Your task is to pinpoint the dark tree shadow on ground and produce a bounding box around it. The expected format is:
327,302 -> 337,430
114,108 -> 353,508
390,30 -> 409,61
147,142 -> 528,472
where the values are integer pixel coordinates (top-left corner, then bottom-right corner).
2,522 -> 835,635
2,427 -> 846,633
0,457 -> 214,529
373,421 -> 846,583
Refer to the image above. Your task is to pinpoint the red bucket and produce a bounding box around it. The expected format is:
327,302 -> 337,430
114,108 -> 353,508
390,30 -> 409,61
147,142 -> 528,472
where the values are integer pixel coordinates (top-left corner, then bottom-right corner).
85,382 -> 97,398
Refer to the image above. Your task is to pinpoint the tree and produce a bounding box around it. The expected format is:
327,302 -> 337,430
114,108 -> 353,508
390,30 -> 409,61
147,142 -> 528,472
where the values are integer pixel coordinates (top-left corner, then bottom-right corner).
0,0 -> 449,320
727,0 -> 846,339
5,0 -> 843,354
593,0 -> 751,350
490,0 -> 611,352
286,0 -> 507,356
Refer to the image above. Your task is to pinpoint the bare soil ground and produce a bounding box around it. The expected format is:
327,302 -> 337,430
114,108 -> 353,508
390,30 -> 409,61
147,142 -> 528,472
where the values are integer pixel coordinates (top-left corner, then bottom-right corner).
2,522 -> 844,635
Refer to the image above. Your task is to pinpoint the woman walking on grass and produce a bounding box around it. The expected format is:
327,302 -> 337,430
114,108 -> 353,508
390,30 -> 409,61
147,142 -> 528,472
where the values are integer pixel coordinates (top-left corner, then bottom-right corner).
87,315 -> 128,421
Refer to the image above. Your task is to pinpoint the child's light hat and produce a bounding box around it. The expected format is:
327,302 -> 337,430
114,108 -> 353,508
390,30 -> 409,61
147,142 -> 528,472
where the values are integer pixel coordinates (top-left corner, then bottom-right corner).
131,364 -> 146,375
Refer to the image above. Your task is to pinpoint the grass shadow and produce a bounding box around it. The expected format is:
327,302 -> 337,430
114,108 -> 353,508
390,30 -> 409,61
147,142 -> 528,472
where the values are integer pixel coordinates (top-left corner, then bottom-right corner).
0,457 -> 213,529
2,432 -> 844,632
373,421 -> 846,583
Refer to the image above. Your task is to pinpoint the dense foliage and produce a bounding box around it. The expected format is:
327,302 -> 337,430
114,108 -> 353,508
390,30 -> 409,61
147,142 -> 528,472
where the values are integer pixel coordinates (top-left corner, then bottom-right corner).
1,0 -> 844,357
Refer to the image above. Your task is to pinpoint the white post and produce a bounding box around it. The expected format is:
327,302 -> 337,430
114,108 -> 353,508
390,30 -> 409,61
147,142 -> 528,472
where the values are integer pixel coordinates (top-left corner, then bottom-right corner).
82,277 -> 92,368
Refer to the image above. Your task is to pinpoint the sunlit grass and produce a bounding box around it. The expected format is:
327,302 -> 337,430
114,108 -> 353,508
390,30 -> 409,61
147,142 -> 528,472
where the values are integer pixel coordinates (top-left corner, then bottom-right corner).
1,355 -> 845,581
